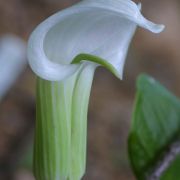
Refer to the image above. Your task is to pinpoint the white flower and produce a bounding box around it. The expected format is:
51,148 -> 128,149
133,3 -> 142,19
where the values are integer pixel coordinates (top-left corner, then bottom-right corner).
28,0 -> 164,82
27,0 -> 164,179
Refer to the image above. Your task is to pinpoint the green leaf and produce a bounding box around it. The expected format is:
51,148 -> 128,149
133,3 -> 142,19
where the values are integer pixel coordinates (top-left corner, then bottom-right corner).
128,74 -> 180,180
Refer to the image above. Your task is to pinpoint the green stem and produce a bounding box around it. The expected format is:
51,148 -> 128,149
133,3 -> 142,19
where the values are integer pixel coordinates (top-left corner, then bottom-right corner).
34,63 -> 96,180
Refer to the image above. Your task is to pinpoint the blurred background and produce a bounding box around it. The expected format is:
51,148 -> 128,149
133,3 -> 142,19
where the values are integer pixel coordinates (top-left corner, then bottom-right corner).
0,0 -> 179,179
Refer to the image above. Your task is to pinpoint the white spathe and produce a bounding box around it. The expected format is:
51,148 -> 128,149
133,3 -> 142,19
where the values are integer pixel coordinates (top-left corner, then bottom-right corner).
28,0 -> 164,81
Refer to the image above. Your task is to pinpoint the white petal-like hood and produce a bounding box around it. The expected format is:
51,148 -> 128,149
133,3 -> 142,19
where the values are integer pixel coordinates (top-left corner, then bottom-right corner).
28,0 -> 164,81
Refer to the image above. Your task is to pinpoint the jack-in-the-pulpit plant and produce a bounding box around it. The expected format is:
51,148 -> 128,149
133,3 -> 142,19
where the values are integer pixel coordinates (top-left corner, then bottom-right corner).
28,0 -> 164,179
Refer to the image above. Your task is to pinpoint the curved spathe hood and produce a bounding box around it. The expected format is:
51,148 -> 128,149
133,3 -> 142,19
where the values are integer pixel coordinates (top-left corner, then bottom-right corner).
28,0 -> 164,81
